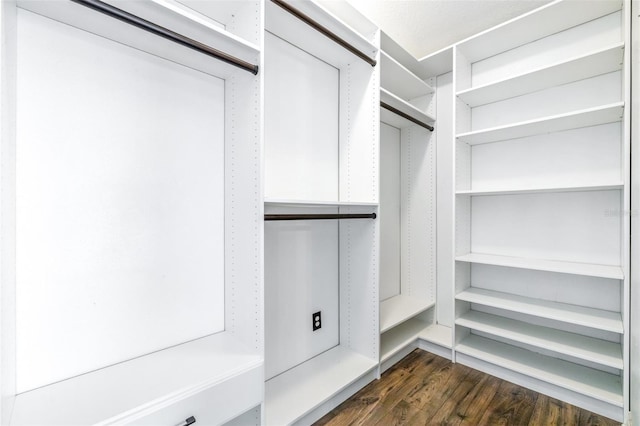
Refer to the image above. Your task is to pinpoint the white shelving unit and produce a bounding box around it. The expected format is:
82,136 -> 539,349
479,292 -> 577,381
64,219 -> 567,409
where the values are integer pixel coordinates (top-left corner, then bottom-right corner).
450,0 -> 630,421
455,253 -> 624,280
263,2 -> 380,424
1,0 -> 264,424
378,31 -> 444,371
456,335 -> 623,411
457,102 -> 624,145
456,42 -> 624,107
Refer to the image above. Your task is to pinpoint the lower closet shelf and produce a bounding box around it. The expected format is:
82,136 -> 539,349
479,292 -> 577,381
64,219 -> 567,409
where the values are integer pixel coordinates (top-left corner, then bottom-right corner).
456,335 -> 623,407
381,318 -> 430,362
456,287 -> 623,333
265,346 -> 378,425
456,310 -> 622,369
10,332 -> 263,425
380,295 -> 434,333
418,323 -> 452,348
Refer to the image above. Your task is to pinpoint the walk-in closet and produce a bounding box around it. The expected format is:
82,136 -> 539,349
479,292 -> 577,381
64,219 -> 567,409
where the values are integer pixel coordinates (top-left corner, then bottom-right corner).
0,0 -> 638,424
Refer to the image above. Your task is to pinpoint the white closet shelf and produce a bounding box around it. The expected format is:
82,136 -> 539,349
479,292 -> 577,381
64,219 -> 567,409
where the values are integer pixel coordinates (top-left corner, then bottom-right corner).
455,252 -> 624,280
455,182 -> 623,196
381,51 -> 434,100
456,335 -> 623,407
380,317 -> 430,362
457,43 -> 624,107
418,324 -> 452,348
417,45 -> 453,78
380,294 -> 435,333
264,198 -> 378,207
380,88 -> 435,129
456,310 -> 623,369
457,102 -> 624,145
265,346 -> 377,426
18,0 -> 260,79
456,287 -> 623,334
10,332 -> 262,425
265,0 -> 377,69
456,0 -> 622,63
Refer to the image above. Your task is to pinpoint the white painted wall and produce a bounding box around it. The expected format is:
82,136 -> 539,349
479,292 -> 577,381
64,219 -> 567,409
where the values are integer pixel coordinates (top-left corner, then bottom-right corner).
379,123 -> 401,301
15,9 -> 226,392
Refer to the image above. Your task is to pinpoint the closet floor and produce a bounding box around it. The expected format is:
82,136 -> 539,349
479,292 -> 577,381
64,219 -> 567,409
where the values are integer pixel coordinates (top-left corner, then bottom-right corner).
313,349 -> 618,425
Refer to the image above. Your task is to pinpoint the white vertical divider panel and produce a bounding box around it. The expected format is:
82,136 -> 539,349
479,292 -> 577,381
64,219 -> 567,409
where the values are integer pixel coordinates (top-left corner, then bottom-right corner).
339,44 -> 379,360
631,0 -> 640,418
339,58 -> 379,204
621,0 -> 632,418
400,126 -> 435,303
225,37 -> 263,354
339,204 -> 379,361
0,0 -> 16,423
379,123 -> 401,301
435,72 -> 454,329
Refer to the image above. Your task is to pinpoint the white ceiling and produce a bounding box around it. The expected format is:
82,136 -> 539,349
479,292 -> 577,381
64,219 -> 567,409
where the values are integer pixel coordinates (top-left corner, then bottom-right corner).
346,0 -> 553,59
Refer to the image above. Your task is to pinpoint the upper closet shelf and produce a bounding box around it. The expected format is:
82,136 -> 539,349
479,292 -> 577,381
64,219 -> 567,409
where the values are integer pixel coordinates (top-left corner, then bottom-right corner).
380,88 -> 435,129
10,332 -> 262,425
457,43 -> 624,107
455,182 -> 623,197
417,46 -> 454,78
455,253 -> 624,280
18,0 -> 261,78
456,0 -> 622,62
265,199 -> 379,208
381,51 -> 434,100
266,0 -> 378,68
456,287 -> 623,334
457,102 -> 624,145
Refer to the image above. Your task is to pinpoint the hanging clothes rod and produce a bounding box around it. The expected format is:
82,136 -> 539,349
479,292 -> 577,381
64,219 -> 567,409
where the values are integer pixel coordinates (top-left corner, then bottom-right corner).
381,101 -> 434,132
265,213 -> 377,221
270,0 -> 377,67
71,0 -> 259,75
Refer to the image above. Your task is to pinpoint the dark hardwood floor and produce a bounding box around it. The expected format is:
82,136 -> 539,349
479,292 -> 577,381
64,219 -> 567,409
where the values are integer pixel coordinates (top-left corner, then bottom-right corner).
314,349 -> 619,426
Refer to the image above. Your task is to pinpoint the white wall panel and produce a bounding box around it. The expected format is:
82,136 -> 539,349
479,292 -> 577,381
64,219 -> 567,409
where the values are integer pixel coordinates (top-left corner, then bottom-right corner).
470,123 -> 622,190
436,72 -> 454,327
264,206 -> 339,380
379,123 -> 400,301
471,190 -> 621,265
15,10 -> 225,392
264,32 -> 339,202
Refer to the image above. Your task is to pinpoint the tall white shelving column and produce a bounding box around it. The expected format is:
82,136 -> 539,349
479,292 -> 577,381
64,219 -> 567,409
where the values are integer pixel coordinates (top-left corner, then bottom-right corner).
377,32 -> 443,371
450,0 -> 629,422
263,1 -> 380,424
1,1 -> 264,424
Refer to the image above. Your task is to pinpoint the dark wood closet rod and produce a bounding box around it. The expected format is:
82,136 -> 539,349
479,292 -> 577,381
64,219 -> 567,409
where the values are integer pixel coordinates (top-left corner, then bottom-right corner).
71,0 -> 260,75
270,0 -> 377,67
265,213 -> 377,221
381,101 -> 435,132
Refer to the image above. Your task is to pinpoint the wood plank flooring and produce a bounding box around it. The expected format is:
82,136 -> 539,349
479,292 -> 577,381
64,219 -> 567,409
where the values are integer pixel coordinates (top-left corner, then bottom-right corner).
314,349 -> 619,426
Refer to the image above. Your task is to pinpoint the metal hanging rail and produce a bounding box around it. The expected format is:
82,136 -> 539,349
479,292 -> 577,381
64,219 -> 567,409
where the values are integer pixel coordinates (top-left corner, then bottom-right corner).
265,213 -> 377,221
71,0 -> 260,75
270,0 -> 377,67
381,101 -> 434,132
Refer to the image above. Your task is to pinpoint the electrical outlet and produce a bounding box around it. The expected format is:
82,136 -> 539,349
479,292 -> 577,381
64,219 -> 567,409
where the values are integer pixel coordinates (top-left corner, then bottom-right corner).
312,311 -> 321,331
